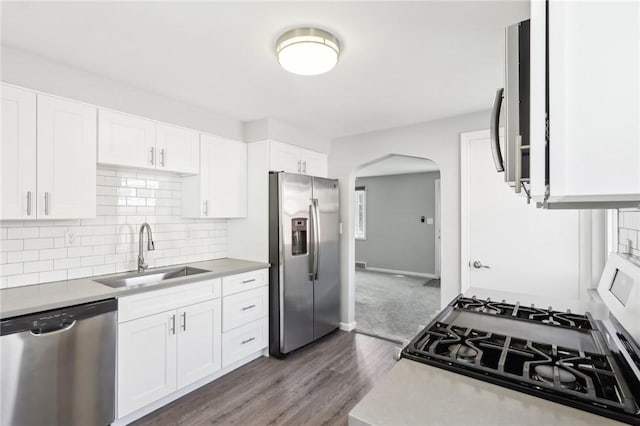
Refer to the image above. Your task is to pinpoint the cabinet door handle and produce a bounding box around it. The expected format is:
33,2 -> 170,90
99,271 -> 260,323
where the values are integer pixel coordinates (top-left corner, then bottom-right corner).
169,314 -> 176,335
160,149 -> 166,167
181,312 -> 186,331
302,160 -> 307,174
203,200 -> 208,216
241,304 -> 256,311
241,337 -> 255,345
297,160 -> 301,173
149,147 -> 155,165
44,192 -> 50,216
241,278 -> 256,284
26,191 -> 32,216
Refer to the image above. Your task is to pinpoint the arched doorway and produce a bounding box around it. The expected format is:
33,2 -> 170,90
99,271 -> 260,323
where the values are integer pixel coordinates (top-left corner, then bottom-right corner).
351,155 -> 441,342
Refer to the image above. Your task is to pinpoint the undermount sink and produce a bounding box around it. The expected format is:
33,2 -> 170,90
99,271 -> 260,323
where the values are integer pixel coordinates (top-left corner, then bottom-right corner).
95,266 -> 210,288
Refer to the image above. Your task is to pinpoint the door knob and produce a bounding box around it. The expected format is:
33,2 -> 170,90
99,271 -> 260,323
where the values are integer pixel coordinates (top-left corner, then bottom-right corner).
472,261 -> 490,269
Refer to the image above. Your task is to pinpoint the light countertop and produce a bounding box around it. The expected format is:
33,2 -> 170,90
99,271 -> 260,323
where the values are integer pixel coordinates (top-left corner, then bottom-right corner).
0,258 -> 269,319
349,359 -> 624,426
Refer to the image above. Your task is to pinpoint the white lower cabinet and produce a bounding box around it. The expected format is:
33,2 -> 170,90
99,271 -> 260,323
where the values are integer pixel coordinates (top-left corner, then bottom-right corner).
176,299 -> 222,388
116,270 -> 269,421
222,317 -> 268,368
117,298 -> 222,417
118,310 -> 177,417
221,272 -> 269,368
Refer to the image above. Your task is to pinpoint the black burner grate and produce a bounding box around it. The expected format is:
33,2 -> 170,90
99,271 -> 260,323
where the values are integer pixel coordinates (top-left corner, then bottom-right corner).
454,296 -> 594,329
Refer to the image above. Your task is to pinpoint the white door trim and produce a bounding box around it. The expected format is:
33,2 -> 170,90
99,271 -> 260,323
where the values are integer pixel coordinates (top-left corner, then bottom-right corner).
434,178 -> 441,278
460,129 -> 491,293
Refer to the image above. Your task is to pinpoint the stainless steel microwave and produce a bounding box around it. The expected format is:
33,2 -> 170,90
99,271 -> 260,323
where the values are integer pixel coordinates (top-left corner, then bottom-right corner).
490,19 -> 531,202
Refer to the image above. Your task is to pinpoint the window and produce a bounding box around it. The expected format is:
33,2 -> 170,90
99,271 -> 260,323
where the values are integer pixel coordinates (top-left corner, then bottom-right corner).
355,186 -> 366,240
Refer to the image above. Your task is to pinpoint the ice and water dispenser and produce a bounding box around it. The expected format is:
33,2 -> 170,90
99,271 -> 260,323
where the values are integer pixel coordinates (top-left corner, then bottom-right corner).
291,218 -> 308,256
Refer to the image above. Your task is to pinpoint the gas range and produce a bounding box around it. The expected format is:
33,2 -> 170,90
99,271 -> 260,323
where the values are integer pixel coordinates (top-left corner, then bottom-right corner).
402,293 -> 640,424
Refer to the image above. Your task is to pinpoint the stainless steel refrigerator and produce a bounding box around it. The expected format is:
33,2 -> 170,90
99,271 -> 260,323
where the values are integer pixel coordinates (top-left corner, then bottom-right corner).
269,172 -> 340,358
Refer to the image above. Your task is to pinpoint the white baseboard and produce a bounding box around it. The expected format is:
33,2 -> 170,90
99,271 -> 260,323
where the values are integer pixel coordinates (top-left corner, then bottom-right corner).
339,321 -> 356,331
363,266 -> 438,279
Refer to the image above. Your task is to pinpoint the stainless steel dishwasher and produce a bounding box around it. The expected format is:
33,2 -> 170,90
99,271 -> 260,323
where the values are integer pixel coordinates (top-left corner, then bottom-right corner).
1,298 -> 117,426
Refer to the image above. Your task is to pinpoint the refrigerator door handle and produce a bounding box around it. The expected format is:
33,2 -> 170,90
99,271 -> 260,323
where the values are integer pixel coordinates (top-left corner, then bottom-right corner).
312,198 -> 320,280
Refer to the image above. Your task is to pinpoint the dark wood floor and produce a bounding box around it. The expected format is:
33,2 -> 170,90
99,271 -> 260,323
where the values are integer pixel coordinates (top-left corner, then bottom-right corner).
133,331 -> 397,426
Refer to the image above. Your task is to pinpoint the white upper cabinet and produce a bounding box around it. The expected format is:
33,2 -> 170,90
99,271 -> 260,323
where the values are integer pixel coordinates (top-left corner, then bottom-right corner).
1,85 -> 96,220
300,147 -> 328,177
1,85 -> 37,220
270,140 -> 303,174
37,95 -> 97,219
98,109 -> 156,170
206,135 -> 247,218
269,140 -> 328,177
182,134 -> 247,218
530,0 -> 640,207
98,109 -> 199,175
155,123 -> 199,175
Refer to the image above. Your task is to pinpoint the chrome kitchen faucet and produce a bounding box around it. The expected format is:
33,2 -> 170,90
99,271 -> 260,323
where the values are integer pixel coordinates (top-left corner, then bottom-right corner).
138,223 -> 155,272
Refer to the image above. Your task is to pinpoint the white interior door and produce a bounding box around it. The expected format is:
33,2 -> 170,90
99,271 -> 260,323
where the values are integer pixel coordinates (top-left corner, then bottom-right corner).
461,131 -> 581,300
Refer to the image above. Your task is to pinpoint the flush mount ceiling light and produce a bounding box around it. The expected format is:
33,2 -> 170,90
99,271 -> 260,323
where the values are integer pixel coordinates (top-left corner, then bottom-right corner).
276,27 -> 341,76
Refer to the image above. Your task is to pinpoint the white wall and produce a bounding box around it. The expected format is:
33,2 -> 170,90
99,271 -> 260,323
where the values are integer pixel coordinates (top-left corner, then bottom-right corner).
1,46 -> 244,140
0,167 -> 227,288
330,110 -> 489,325
243,118 -> 331,154
355,172 -> 440,275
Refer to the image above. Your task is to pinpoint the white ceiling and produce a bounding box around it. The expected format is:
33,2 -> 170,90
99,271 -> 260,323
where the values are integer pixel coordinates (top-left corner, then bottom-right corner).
356,155 -> 439,178
0,1 -> 529,139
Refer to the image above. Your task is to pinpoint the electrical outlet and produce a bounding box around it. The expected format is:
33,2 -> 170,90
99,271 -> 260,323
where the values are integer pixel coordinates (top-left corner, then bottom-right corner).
427,217 -> 434,225
65,231 -> 75,247
628,239 -> 634,255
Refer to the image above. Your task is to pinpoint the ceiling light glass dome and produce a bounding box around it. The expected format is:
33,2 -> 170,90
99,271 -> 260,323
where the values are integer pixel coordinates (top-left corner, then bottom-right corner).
276,28 -> 341,76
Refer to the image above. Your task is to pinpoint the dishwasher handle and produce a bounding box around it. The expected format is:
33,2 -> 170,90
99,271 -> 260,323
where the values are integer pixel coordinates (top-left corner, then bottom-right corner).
1,298 -> 117,336
30,320 -> 77,336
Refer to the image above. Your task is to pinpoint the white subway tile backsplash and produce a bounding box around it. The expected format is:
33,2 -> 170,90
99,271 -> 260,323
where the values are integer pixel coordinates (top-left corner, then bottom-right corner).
24,238 -> 54,250
24,260 -> 54,273
0,263 -> 23,276
8,273 -> 39,287
39,270 -> 67,283
7,250 -> 39,263
39,248 -> 68,260
92,264 -> 116,277
1,240 -> 24,252
67,267 -> 92,280
0,167 -> 228,288
7,227 -> 39,239
39,227 -> 66,238
618,209 -> 640,262
54,258 -> 81,270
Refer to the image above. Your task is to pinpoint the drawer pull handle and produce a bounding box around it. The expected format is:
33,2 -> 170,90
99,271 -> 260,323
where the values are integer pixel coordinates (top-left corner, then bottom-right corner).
241,337 -> 256,345
241,304 -> 256,311
242,278 -> 256,284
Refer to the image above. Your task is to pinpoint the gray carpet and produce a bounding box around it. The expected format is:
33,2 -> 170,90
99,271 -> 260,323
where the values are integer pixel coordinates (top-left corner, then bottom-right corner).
355,269 -> 441,343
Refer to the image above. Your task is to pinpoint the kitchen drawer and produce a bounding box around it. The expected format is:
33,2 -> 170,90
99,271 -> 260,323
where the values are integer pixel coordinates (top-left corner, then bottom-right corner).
222,286 -> 268,332
119,278 -> 221,323
222,269 -> 268,296
222,318 -> 268,368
